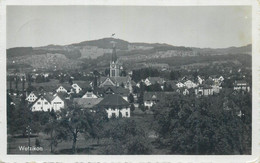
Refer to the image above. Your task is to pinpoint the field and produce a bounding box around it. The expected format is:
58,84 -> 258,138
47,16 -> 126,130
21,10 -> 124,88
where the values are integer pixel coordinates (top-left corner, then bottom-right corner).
7,110 -> 170,155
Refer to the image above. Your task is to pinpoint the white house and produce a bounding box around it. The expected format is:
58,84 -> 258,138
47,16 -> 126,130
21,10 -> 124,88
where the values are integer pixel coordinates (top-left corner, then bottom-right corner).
195,85 -> 214,96
97,94 -> 130,118
184,80 -> 197,89
51,95 -> 65,111
82,91 -> 98,98
26,92 -> 38,103
233,81 -> 250,92
212,85 -> 222,94
71,83 -> 82,94
144,77 -> 165,86
176,82 -> 185,88
31,96 -> 52,112
56,85 -> 70,93
197,76 -> 205,85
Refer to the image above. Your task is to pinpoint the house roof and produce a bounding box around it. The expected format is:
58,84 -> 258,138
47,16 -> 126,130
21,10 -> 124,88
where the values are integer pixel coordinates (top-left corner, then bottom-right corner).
147,77 -> 165,84
57,84 -> 71,91
234,80 -> 248,85
97,94 -> 130,108
198,84 -> 212,89
103,86 -> 129,96
73,98 -> 103,108
73,81 -> 92,89
29,93 -> 53,108
99,77 -> 116,86
112,76 -> 130,84
143,92 -> 177,101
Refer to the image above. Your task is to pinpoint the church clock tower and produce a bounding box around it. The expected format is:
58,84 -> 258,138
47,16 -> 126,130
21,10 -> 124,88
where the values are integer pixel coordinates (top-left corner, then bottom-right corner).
110,44 -> 120,77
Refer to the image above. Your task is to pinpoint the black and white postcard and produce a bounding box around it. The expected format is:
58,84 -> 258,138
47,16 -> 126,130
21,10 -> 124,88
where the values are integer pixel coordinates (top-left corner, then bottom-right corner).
0,0 -> 259,162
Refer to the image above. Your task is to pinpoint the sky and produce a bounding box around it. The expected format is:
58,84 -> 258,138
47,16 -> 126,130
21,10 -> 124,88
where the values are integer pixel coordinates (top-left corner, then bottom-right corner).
7,6 -> 251,49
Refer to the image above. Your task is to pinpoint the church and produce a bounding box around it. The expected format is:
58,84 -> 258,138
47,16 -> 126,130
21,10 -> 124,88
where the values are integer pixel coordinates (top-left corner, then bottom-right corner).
98,43 -> 132,92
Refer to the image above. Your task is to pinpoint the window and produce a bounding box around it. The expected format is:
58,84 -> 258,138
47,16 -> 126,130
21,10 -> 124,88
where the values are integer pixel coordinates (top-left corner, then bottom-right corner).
126,112 -> 129,117
45,102 -> 48,104
54,102 -> 62,104
37,102 -> 41,105
112,70 -> 115,77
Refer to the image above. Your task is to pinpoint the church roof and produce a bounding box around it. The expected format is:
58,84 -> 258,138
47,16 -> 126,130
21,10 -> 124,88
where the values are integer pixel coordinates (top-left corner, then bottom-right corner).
97,94 -> 130,108
103,86 -> 129,96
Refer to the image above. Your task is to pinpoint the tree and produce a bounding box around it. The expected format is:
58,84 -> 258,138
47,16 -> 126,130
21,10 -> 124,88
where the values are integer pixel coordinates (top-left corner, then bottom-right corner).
43,110 -> 59,153
89,108 -> 108,144
56,104 -> 94,153
128,93 -> 134,103
130,104 -> 135,112
104,68 -> 110,76
103,118 -> 152,154
69,78 -> 73,85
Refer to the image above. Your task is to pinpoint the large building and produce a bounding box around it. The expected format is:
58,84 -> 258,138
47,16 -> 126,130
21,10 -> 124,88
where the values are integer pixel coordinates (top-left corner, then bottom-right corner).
98,43 -> 132,92
110,44 -> 122,77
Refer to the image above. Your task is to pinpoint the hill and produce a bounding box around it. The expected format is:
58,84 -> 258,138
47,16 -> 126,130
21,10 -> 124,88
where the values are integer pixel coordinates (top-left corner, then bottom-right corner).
6,38 -> 252,70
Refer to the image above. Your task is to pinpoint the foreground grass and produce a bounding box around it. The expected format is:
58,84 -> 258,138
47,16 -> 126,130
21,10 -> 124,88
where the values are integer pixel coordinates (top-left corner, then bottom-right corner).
8,111 -> 171,155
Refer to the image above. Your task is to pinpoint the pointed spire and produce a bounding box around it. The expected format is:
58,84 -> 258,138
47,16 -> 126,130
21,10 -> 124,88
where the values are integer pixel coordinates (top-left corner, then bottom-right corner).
111,43 -> 117,62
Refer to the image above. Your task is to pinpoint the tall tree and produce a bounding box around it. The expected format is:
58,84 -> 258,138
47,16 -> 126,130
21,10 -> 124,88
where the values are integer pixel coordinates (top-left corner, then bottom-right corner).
56,104 -> 94,153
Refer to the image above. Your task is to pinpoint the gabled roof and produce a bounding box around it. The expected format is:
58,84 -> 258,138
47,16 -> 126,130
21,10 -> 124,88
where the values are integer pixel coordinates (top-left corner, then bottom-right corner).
73,98 -> 103,108
99,77 -> 116,86
112,76 -> 130,84
147,77 -> 165,84
29,93 -> 53,108
103,86 -> 129,96
54,93 -> 67,101
72,81 -> 92,89
97,94 -> 130,108
44,93 -> 56,103
143,92 -> 177,101
57,84 -> 71,91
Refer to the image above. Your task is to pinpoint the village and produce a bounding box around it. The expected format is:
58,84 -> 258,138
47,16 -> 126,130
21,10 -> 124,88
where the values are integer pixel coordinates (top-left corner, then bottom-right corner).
7,43 -> 252,155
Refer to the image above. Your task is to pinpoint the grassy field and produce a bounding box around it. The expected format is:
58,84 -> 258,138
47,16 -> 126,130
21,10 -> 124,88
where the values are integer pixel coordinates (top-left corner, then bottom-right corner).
7,111 -> 170,155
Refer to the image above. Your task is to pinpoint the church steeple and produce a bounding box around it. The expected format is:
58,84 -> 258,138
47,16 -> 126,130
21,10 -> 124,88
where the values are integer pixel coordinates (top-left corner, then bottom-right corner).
110,42 -> 120,77
111,45 -> 117,62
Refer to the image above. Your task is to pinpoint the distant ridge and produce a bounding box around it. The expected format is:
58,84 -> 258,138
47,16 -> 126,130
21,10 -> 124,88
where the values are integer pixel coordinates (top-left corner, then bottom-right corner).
7,37 -> 252,59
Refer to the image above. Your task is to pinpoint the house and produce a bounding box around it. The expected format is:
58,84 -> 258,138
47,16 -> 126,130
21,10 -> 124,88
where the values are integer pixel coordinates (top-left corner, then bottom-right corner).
71,81 -> 93,94
96,94 -> 130,118
26,92 -> 38,103
176,82 -> 185,88
99,77 -> 116,87
144,77 -> 165,86
233,80 -> 250,92
209,75 -> 224,83
197,76 -> 205,85
212,85 -> 222,94
30,95 -> 52,112
195,85 -> 214,96
103,86 -> 130,102
30,93 -> 66,112
82,91 -> 98,98
51,94 -> 65,111
56,85 -> 71,93
184,80 -> 197,89
143,92 -> 177,108
73,98 -> 103,109
98,76 -> 132,90
71,83 -> 82,94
